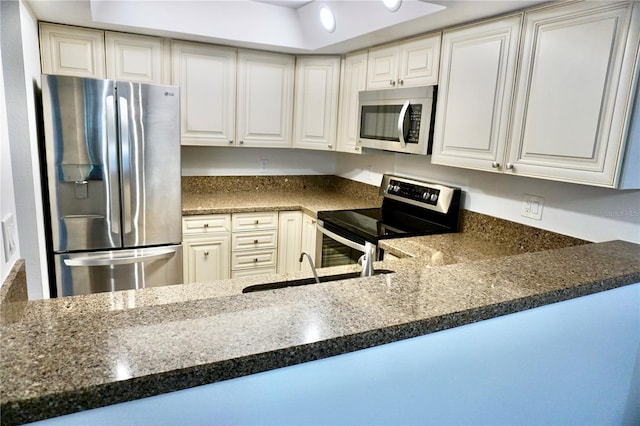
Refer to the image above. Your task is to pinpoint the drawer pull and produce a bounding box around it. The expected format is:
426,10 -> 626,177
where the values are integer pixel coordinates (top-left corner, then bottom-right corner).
204,223 -> 209,228
254,220 -> 259,224
254,258 -> 258,262
254,239 -> 259,244
204,251 -> 209,256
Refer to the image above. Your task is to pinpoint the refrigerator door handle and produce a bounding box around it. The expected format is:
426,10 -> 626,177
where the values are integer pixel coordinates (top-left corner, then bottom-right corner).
63,248 -> 176,267
105,95 -> 120,236
119,96 -> 133,235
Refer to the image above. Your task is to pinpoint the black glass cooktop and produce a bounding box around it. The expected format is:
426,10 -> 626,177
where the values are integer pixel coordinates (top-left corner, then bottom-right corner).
317,206 -> 450,244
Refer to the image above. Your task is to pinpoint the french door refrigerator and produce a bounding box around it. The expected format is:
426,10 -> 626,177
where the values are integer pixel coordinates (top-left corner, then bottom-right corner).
40,74 -> 183,297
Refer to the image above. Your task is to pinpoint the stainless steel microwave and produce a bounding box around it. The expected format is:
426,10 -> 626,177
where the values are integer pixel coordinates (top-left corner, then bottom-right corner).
357,86 -> 436,155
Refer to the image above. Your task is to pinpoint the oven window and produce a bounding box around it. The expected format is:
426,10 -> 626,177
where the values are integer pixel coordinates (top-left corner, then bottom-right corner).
360,105 -> 402,141
321,234 -> 363,268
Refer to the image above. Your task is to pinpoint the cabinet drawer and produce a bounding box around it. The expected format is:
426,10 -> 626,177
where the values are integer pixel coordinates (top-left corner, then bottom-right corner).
232,212 -> 278,232
231,248 -> 277,270
231,267 -> 277,279
232,230 -> 277,251
182,214 -> 231,235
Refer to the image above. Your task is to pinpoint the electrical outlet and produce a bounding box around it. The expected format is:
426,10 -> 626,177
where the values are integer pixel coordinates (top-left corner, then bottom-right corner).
2,214 -> 17,261
521,194 -> 544,220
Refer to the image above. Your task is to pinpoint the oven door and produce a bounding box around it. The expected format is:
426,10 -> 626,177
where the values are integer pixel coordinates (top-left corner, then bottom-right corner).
316,220 -> 376,268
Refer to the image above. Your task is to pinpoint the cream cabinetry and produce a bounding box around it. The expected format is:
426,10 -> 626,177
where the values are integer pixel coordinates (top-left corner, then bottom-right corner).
336,51 -> 368,154
277,211 -> 303,274
39,23 -> 106,78
172,41 -> 237,146
236,50 -> 295,148
506,1 -> 640,187
300,213 -> 319,272
431,15 -> 522,172
182,215 -> 231,284
366,33 -> 440,90
293,56 -> 341,151
231,212 -> 279,278
106,32 -> 169,84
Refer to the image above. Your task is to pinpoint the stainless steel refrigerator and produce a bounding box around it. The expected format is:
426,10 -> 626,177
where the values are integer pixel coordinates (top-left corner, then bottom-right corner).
40,74 -> 183,297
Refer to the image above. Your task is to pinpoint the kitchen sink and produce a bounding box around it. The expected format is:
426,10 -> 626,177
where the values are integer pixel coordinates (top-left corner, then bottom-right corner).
242,269 -> 394,294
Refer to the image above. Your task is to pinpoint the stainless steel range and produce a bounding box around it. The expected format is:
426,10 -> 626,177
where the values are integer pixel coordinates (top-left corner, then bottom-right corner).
317,174 -> 461,272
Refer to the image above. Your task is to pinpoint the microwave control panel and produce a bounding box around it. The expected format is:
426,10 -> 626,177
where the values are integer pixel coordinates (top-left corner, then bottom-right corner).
406,105 -> 423,144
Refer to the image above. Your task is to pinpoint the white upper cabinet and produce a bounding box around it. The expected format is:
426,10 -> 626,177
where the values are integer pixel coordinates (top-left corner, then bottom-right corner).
106,32 -> 169,84
507,1 -> 640,187
432,15 -> 522,171
40,23 -> 105,78
367,33 -> 440,90
237,50 -> 295,148
336,51 -> 368,154
293,56 -> 341,151
172,41 -> 237,146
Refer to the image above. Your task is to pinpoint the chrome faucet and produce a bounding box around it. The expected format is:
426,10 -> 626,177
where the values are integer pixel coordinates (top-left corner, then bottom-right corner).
299,252 -> 320,284
358,242 -> 376,278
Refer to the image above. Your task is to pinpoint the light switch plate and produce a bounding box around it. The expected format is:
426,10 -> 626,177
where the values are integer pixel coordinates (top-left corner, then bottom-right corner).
2,214 -> 17,261
522,194 -> 544,220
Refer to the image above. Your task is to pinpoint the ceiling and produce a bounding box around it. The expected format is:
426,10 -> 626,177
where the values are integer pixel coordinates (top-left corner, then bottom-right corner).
26,0 -> 547,54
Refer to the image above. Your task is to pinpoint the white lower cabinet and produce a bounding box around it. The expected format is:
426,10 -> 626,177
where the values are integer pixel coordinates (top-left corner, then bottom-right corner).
231,212 -> 279,277
183,211 -> 319,283
182,214 -> 231,283
277,211 -> 303,274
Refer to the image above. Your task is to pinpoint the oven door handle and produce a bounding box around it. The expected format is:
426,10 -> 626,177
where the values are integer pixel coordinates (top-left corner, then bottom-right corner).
316,222 -> 367,253
397,100 -> 410,148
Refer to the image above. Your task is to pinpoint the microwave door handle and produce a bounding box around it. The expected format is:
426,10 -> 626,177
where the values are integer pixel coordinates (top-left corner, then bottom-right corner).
397,101 -> 410,148
316,222 -> 367,253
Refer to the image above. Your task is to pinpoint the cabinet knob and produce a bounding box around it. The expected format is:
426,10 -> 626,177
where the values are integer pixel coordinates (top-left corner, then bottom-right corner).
204,223 -> 209,228
229,140 -> 233,144
311,220 -> 316,224
204,251 -> 209,256
354,147 -> 360,151
398,79 -> 404,85
254,239 -> 259,244
390,80 -> 396,86
328,144 -> 333,149
254,220 -> 259,224
254,258 -> 258,263
491,162 -> 500,168
505,163 -> 514,170
239,140 -> 244,145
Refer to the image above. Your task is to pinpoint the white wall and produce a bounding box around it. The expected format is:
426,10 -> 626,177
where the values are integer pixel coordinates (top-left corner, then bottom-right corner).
0,21 -> 20,284
181,146 -> 337,176
335,151 -> 640,244
0,0 -> 48,298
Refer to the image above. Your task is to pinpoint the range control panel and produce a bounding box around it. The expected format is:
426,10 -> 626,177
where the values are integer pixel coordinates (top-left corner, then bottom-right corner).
380,174 -> 458,214
385,179 -> 440,206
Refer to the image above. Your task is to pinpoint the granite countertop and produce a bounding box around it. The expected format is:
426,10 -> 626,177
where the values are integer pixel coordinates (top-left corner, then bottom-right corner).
2,240 -> 640,425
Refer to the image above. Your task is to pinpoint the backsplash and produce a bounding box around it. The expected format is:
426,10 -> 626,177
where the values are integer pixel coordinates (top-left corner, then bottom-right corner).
182,175 -> 382,205
460,210 -> 588,253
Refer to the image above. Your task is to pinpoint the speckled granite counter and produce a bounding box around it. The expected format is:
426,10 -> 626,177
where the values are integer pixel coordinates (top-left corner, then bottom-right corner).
2,240 -> 639,425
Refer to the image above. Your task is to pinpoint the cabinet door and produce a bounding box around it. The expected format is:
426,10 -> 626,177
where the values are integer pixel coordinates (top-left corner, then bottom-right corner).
293,56 -> 340,151
300,213 -> 319,271
507,1 -> 640,186
39,23 -> 105,78
366,44 -> 399,90
397,33 -> 441,87
432,15 -> 521,171
277,211 -> 302,274
106,32 -> 168,84
183,235 -> 230,283
172,41 -> 236,146
237,50 -> 295,148
336,51 -> 368,154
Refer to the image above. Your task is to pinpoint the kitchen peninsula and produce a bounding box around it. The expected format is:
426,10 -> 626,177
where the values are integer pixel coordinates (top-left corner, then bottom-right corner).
2,177 -> 639,425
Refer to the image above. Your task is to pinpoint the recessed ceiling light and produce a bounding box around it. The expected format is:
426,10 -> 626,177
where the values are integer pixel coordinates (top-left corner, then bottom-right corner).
319,4 -> 336,33
382,0 -> 402,12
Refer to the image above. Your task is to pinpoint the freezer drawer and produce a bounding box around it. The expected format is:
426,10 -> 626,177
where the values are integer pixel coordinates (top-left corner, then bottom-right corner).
54,245 -> 183,297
